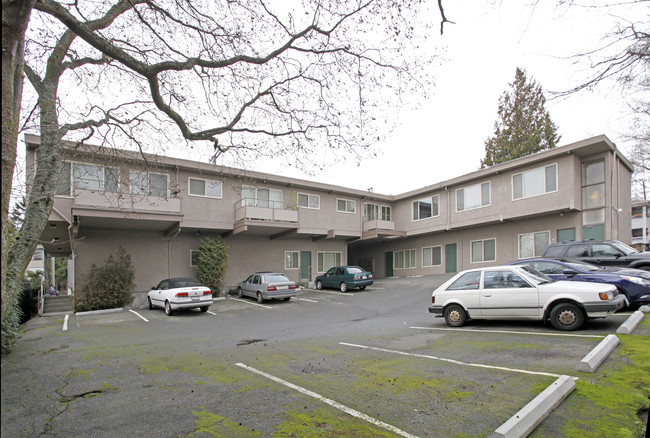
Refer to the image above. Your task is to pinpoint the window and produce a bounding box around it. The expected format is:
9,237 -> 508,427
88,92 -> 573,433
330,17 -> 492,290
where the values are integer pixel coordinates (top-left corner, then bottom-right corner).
412,196 -> 439,221
457,182 -> 490,211
518,231 -> 550,259
567,244 -> 589,257
285,251 -> 299,269
632,228 -> 643,238
298,193 -> 320,209
582,160 -> 605,232
190,250 -> 199,267
56,162 -> 118,196
484,270 -> 531,289
471,238 -> 496,263
189,178 -> 222,198
130,171 -> 168,197
394,249 -> 416,269
513,164 -> 557,199
364,203 -> 391,221
337,198 -> 356,214
317,252 -> 342,273
242,185 -> 283,208
422,246 -> 442,267
447,271 -> 481,290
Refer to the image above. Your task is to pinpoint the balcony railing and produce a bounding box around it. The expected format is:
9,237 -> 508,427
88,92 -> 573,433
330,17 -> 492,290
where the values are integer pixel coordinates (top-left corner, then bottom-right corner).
73,190 -> 181,213
362,218 -> 395,232
235,198 -> 298,223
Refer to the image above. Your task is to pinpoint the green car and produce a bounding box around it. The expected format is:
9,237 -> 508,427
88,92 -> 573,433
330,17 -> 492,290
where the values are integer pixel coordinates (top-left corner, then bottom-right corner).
315,266 -> 374,292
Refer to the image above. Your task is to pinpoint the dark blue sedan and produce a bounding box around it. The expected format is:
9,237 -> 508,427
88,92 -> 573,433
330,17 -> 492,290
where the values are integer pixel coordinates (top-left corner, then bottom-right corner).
510,258 -> 650,307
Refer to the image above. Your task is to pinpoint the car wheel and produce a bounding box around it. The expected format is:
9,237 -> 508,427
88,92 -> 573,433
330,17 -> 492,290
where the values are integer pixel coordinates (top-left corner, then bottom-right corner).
359,286 -> 366,290
316,280 -> 323,290
283,297 -> 291,301
237,287 -> 243,298
164,301 -> 173,316
147,296 -> 154,310
550,303 -> 584,331
444,304 -> 467,327
257,292 -> 264,303
200,306 -> 209,312
340,282 -> 348,292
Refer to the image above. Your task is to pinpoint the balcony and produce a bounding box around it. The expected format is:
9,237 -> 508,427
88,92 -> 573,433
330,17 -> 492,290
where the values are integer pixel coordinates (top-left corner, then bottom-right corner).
362,216 -> 404,240
232,199 -> 299,237
74,190 -> 181,214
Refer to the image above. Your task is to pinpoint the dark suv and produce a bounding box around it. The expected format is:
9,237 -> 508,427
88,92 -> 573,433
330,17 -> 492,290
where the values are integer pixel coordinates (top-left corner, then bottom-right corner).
543,240 -> 650,271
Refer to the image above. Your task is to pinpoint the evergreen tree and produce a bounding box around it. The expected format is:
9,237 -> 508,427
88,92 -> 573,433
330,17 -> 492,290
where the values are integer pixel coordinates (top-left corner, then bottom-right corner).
481,68 -> 561,168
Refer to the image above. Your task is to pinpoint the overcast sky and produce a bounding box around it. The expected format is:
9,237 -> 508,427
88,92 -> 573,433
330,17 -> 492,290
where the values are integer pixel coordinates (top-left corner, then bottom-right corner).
236,1 -> 643,195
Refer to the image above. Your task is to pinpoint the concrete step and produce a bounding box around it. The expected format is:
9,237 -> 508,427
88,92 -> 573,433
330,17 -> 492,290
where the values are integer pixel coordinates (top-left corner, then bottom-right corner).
43,295 -> 74,314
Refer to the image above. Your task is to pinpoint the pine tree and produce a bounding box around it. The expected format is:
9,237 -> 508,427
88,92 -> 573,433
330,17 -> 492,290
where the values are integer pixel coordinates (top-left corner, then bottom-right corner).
481,68 -> 561,168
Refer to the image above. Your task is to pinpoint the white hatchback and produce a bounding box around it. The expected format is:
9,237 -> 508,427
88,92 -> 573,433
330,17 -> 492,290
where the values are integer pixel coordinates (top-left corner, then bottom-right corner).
429,265 -> 626,330
148,277 -> 213,316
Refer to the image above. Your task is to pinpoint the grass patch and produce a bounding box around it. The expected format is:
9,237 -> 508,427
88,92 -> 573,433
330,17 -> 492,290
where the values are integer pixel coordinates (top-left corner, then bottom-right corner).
274,406 -> 395,437
190,410 -> 262,437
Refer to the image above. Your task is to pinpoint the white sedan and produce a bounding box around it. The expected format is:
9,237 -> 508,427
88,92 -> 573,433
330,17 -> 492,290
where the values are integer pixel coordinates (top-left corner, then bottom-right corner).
148,277 -> 213,316
428,265 -> 626,330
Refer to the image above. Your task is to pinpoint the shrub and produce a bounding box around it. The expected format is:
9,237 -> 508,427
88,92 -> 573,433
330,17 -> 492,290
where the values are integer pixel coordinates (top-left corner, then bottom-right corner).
75,247 -> 135,312
195,237 -> 229,296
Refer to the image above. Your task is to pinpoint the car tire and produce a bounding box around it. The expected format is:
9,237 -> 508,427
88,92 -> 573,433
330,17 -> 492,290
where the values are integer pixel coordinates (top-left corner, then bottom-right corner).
444,304 -> 467,327
283,297 -> 291,301
316,280 -> 323,290
359,286 -> 366,290
148,296 -> 154,310
237,287 -> 243,298
164,301 -> 173,316
340,282 -> 348,292
550,302 -> 584,331
257,292 -> 264,303
200,306 -> 209,312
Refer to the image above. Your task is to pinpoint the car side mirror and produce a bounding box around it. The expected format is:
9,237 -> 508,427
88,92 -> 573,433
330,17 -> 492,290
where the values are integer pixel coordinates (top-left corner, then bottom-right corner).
562,269 -> 577,276
151,286 -> 156,290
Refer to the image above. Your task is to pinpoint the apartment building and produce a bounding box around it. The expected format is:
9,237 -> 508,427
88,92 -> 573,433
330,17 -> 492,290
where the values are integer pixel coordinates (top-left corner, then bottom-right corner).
631,200 -> 650,251
25,134 -> 633,295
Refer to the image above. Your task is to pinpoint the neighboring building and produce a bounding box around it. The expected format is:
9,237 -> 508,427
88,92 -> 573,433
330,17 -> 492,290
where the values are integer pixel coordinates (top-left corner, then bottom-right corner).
25,134 -> 633,295
631,200 -> 650,251
26,245 -> 45,273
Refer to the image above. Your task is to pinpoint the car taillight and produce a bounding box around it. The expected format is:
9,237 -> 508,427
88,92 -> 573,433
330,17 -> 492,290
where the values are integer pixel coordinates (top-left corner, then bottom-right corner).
176,292 -> 188,297
267,286 -> 277,291
289,284 -> 296,290
203,290 -> 212,296
354,275 -> 360,280
431,296 -> 435,304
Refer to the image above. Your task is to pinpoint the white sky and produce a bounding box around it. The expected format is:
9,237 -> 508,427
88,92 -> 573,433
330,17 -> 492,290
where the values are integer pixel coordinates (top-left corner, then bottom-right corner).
241,1 -> 643,195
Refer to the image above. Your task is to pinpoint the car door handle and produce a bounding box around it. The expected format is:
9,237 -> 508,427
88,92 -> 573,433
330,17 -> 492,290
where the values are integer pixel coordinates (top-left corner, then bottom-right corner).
482,294 -> 492,297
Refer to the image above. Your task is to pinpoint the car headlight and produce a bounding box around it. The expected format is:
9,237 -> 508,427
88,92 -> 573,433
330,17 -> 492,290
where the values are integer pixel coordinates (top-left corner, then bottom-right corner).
598,290 -> 615,301
622,275 -> 650,286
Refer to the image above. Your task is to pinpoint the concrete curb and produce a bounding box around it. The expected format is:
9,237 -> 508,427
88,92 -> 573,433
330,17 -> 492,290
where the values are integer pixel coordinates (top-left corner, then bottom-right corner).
616,310 -> 645,334
639,305 -> 649,313
574,334 -> 620,372
75,307 -> 124,317
490,375 -> 576,438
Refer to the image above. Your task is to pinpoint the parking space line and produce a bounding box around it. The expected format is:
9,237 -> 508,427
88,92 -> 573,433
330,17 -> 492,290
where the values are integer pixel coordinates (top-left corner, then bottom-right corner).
312,290 -> 352,296
340,342 -> 578,380
207,310 -> 217,316
62,315 -> 69,331
295,297 -> 318,303
236,363 -> 419,438
229,298 -> 273,309
410,326 -> 605,339
128,309 -> 149,322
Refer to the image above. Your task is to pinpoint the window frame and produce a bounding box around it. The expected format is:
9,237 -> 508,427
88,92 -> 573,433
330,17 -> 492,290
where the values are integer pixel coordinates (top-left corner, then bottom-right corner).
242,185 -> 283,208
412,195 -> 440,221
56,161 -> 119,197
285,251 -> 299,270
470,238 -> 496,263
190,249 -> 199,267
518,231 -> 550,259
317,251 -> 342,273
363,203 -> 392,221
189,177 -> 223,199
422,245 -> 442,267
394,249 -> 416,269
456,182 -> 491,212
512,163 -> 558,200
337,198 -> 357,214
297,193 -> 320,210
130,170 -> 169,198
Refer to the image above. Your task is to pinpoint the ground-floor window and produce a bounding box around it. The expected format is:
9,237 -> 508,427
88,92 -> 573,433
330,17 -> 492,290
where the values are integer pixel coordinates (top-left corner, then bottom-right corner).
190,250 -> 199,267
394,249 -> 416,269
518,231 -> 550,259
317,251 -> 342,273
285,251 -> 299,269
422,246 -> 442,267
471,238 -> 496,263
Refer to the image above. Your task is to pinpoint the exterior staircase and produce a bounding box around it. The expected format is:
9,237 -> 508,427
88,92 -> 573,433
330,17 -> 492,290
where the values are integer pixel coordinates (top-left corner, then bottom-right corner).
43,295 -> 74,315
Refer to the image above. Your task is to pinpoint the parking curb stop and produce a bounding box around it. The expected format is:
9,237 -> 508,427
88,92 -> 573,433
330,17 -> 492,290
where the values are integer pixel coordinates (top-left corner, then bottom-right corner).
616,310 -> 645,334
574,334 -> 620,373
490,375 -> 576,438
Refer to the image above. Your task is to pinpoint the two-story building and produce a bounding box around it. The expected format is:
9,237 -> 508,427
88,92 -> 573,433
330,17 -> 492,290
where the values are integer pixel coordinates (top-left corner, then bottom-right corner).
631,200 -> 650,251
25,134 -> 633,296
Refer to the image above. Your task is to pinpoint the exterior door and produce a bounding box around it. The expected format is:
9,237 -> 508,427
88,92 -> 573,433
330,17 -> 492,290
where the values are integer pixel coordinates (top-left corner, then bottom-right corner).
445,244 -> 457,273
385,252 -> 393,277
300,251 -> 311,281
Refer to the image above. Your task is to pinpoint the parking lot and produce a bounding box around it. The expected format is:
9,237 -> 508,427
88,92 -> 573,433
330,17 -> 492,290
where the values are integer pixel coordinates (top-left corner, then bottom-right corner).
2,275 -> 648,437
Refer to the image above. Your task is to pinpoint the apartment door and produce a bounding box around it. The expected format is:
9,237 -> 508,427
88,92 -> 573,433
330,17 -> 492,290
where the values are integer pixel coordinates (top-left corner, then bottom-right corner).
385,252 -> 393,277
300,252 -> 311,281
445,244 -> 457,273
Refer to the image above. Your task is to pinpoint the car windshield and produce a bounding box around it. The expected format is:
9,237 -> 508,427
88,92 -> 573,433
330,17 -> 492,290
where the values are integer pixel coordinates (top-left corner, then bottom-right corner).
347,267 -> 364,274
170,278 -> 202,288
560,258 -> 601,272
610,240 -> 638,255
264,274 -> 290,283
519,266 -> 554,285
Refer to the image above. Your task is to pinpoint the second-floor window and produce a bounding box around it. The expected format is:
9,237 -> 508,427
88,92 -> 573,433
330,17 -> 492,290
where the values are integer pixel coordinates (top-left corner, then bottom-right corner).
130,171 -> 169,197
513,164 -> 557,200
364,203 -> 391,221
56,162 -> 118,196
298,193 -> 320,209
242,185 -> 283,208
337,199 -> 356,214
413,195 -> 439,221
189,177 -> 222,198
457,182 -> 490,212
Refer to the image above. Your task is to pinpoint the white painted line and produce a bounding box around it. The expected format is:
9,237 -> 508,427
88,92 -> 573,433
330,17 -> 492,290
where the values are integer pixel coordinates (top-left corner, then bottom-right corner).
491,375 -> 576,438
315,290 -> 353,296
411,326 -> 605,339
295,297 -> 318,303
340,342 -> 577,380
128,309 -> 149,322
207,310 -> 217,316
229,298 -> 273,309
236,363 -> 419,438
574,334 -> 619,373
616,310 -> 644,334
62,314 -> 69,331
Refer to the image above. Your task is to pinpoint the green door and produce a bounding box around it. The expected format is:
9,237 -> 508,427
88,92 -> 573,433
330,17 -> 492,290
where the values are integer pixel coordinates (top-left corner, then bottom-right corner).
557,228 -> 575,243
300,252 -> 311,281
385,252 -> 393,277
445,244 -> 457,274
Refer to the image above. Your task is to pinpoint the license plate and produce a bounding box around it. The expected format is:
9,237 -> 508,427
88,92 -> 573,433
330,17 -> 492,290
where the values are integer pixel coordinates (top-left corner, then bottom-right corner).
278,286 -> 288,290
362,276 -> 367,279
191,297 -> 199,302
